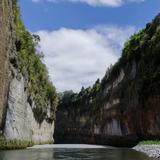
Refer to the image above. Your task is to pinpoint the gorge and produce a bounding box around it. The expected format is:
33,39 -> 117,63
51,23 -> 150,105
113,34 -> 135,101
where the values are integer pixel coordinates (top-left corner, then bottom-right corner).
0,0 -> 160,151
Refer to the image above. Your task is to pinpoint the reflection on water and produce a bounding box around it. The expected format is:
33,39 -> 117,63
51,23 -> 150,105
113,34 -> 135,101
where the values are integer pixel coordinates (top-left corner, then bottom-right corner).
0,144 -> 154,160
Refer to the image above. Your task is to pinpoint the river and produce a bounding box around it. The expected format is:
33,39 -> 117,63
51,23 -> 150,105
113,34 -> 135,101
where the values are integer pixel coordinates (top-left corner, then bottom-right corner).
0,144 -> 154,160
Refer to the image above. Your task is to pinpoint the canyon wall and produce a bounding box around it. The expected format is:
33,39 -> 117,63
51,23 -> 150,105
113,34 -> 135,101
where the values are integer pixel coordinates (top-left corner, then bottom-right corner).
4,74 -> 54,143
55,14 -> 160,147
0,0 -> 57,144
0,0 -> 13,131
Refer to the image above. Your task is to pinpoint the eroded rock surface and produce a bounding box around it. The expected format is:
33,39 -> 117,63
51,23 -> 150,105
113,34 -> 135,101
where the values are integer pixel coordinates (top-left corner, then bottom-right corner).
4,75 -> 54,143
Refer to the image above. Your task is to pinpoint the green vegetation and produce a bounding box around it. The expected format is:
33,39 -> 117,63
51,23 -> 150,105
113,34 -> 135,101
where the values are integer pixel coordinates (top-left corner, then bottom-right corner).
138,140 -> 160,145
12,0 -> 58,123
0,136 -> 34,150
59,78 -> 101,112
0,133 -> 55,150
122,29 -> 145,58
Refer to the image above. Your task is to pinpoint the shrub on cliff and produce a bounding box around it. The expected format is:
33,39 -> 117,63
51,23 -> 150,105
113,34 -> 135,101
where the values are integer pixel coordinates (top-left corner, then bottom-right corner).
12,0 -> 58,123
122,29 -> 145,58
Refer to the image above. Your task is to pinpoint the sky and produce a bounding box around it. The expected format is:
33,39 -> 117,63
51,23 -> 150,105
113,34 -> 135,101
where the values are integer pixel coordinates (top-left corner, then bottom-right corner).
19,0 -> 160,92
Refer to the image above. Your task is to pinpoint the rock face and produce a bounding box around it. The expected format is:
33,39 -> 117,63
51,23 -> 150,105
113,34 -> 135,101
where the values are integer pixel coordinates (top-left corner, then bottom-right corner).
134,145 -> 160,158
0,0 -> 56,143
0,0 -> 13,131
4,75 -> 54,143
55,14 -> 160,147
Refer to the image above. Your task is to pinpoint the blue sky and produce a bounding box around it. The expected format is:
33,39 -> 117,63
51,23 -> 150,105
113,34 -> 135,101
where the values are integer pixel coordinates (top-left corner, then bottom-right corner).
19,0 -> 160,92
20,0 -> 160,31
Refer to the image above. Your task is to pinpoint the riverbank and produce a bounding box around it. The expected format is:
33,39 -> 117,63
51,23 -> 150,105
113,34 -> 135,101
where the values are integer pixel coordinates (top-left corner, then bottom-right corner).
28,144 -> 110,149
133,141 -> 160,159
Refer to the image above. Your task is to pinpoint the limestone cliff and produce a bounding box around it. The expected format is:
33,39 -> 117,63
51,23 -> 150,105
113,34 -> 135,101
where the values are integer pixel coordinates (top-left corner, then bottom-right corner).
4,74 -> 54,143
0,0 -> 58,144
55,14 -> 160,147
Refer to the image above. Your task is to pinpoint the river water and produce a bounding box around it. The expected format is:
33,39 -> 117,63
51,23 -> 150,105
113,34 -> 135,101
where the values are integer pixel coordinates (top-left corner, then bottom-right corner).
0,144 -> 154,160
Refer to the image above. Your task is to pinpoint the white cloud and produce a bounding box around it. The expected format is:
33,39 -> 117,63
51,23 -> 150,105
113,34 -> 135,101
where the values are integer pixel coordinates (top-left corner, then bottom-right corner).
32,0 -> 144,7
36,26 -> 136,92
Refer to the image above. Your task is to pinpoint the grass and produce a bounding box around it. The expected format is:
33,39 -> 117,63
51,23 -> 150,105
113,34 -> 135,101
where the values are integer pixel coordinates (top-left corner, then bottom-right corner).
0,136 -> 34,150
0,134 -> 54,150
138,140 -> 160,145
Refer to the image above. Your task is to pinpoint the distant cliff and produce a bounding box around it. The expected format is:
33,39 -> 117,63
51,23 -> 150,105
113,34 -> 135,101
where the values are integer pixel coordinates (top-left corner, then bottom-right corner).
0,0 -> 58,144
55,14 -> 160,147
